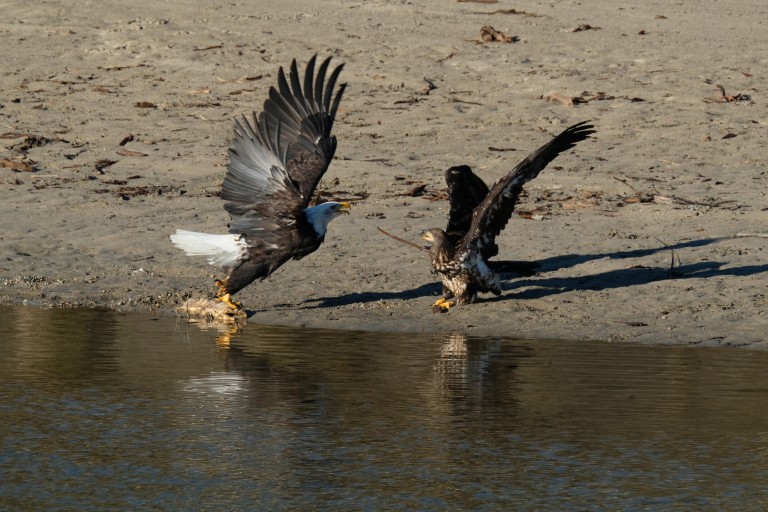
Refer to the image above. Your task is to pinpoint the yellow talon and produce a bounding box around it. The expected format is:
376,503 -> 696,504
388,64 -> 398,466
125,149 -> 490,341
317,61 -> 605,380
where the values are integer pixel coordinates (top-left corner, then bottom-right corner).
220,293 -> 242,310
431,297 -> 456,312
213,279 -> 242,310
216,292 -> 242,311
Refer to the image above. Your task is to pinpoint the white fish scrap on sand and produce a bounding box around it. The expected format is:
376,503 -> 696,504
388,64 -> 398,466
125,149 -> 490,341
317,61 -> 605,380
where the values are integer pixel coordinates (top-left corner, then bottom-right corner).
178,298 -> 247,329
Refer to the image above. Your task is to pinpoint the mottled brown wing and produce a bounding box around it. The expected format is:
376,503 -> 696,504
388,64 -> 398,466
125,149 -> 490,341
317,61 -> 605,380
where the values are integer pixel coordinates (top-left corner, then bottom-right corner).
444,165 -> 489,247
459,121 -> 596,257
220,56 -> 346,237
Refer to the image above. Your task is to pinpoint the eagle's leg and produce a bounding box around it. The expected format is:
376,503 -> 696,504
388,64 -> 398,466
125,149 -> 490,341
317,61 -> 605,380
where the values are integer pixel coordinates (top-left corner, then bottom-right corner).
215,279 -> 242,310
433,297 -> 448,307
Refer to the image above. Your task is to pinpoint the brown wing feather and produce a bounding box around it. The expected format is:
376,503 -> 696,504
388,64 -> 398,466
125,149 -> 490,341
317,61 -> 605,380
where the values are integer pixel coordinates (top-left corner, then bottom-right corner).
444,165 -> 489,247
220,56 -> 346,236
260,55 -> 346,204
460,121 -> 596,256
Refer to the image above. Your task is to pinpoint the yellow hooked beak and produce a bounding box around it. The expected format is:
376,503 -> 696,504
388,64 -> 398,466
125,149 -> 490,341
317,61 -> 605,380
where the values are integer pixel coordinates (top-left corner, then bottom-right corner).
339,201 -> 352,214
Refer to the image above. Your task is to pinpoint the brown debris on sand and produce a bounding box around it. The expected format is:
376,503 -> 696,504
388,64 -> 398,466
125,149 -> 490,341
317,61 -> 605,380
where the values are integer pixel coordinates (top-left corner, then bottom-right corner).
543,92 -> 574,106
543,91 -> 645,106
573,24 -> 601,32
469,8 -> 540,16
477,26 -> 519,43
704,84 -> 751,103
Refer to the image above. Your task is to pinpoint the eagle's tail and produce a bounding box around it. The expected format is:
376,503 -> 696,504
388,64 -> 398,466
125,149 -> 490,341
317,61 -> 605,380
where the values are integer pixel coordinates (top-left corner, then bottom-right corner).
170,230 -> 247,267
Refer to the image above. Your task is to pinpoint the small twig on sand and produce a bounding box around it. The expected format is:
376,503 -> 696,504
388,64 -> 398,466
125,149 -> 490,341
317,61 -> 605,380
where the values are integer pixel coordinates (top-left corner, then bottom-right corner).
612,176 -> 642,195
735,232 -> 768,238
652,236 -> 682,278
614,177 -> 736,208
377,226 -> 428,252
448,97 -> 483,106
666,195 -> 737,208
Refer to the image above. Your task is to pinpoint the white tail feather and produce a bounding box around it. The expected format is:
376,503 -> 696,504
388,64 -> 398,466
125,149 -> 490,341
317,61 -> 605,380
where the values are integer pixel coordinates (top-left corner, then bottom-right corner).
170,230 -> 247,267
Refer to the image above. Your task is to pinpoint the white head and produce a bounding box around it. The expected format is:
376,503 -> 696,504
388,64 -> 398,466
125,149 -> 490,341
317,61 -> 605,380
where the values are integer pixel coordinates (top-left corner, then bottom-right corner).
304,201 -> 351,236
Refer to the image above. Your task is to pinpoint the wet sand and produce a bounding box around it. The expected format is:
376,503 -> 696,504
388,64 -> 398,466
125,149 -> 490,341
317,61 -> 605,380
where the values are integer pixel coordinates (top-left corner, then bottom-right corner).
2,0 -> 767,348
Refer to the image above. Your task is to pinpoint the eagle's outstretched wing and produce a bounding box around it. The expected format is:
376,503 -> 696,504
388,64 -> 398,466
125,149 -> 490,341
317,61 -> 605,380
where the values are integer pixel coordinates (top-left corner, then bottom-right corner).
444,165 -> 489,246
460,121 -> 596,256
221,55 -> 346,236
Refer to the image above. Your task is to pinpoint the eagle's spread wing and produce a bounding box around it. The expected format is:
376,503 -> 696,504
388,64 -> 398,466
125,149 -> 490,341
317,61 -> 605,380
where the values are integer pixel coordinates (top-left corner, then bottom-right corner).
460,121 -> 596,256
444,165 -> 489,246
221,55 -> 346,236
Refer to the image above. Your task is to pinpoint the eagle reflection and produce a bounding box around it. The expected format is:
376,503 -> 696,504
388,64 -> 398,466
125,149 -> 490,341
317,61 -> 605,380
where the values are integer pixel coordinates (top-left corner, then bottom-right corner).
434,332 -> 504,409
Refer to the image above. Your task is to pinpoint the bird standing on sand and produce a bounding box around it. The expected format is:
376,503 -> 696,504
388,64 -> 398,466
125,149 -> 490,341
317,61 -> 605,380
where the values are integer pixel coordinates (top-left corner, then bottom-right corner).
420,121 -> 596,309
171,55 -> 350,309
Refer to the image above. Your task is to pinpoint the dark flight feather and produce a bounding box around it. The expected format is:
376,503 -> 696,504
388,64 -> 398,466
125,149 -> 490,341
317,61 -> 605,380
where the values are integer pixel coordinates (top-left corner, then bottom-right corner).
461,121 -> 596,257
221,55 -> 347,233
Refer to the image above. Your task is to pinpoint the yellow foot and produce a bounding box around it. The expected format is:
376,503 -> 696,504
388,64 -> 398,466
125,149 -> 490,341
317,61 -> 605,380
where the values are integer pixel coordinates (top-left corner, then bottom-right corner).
431,298 -> 455,312
216,292 -> 242,311
214,278 -> 242,310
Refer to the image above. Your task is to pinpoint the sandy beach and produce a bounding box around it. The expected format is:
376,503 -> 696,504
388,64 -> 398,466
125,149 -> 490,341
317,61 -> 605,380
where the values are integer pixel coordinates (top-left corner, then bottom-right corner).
1,0 -> 767,348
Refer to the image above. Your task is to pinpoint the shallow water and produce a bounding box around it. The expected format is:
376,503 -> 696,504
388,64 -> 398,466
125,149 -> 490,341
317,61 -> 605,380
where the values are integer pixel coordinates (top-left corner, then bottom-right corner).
1,306 -> 768,510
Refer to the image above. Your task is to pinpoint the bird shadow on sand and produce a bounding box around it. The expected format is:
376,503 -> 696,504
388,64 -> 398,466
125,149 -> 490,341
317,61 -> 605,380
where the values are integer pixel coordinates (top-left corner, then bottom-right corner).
301,236 -> 767,309
300,283 -> 441,310
496,261 -> 768,303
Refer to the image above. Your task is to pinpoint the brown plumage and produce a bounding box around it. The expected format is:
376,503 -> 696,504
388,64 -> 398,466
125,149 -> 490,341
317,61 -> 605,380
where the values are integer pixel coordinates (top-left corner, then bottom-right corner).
421,121 -> 596,308
171,55 -> 350,309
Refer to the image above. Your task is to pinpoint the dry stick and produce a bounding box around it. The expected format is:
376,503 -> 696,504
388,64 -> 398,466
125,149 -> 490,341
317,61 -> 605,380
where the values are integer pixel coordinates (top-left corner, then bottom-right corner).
651,236 -> 682,277
612,175 -> 643,195
735,232 -> 768,238
377,226 -> 428,252
448,97 -> 483,106
471,8 -> 538,16
437,52 -> 456,63
666,195 -> 736,208
613,176 -> 735,208
612,175 -> 657,201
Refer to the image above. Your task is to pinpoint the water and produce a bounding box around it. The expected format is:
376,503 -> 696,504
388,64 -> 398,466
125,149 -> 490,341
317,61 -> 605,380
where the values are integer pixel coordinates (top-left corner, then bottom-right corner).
1,305 -> 768,511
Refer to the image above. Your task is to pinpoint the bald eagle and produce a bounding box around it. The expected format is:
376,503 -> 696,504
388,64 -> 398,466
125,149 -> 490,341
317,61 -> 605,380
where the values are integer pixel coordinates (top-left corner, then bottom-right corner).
171,55 -> 350,309
420,121 -> 595,309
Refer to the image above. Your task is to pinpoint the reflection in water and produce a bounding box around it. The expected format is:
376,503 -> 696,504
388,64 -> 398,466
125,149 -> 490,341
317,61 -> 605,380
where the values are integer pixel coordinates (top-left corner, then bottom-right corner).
434,332 -> 510,416
1,305 -> 768,510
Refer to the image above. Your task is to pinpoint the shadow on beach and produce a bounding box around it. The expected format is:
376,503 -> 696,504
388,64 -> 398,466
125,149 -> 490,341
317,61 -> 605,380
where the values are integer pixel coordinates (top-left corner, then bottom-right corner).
301,236 -> 768,308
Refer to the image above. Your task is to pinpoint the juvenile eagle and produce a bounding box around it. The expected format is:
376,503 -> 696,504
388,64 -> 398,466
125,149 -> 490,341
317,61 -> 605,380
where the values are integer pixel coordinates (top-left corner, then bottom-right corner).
420,121 -> 595,309
171,55 -> 350,309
